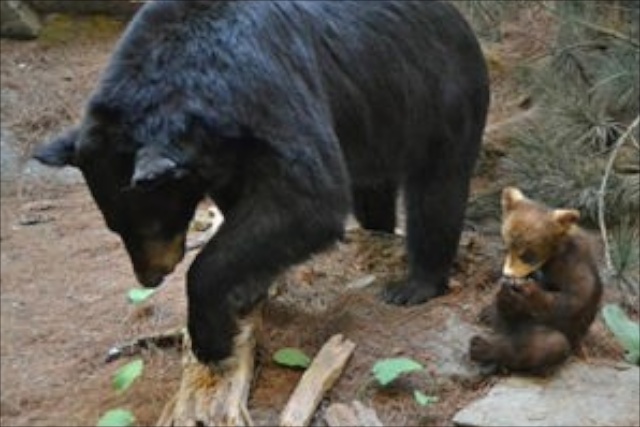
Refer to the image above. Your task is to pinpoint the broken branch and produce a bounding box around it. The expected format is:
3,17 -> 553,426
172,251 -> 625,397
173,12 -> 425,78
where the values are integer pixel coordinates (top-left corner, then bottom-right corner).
279,334 -> 357,427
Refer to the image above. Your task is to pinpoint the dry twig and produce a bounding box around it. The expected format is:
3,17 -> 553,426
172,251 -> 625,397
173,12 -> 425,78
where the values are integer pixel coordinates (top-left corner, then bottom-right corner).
597,115 -> 639,273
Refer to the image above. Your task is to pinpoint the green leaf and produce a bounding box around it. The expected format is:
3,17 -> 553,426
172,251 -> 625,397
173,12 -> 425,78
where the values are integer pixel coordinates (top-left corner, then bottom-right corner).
414,390 -> 439,407
371,357 -> 424,386
96,409 -> 135,427
602,304 -> 640,364
273,347 -> 311,369
127,288 -> 155,305
113,359 -> 144,393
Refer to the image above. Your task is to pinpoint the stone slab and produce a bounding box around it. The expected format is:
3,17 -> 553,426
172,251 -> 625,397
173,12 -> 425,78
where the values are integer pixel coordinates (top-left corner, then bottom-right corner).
453,362 -> 640,427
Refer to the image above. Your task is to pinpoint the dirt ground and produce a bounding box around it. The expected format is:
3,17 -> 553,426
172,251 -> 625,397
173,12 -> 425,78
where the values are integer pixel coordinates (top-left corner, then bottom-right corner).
0,12 -> 629,427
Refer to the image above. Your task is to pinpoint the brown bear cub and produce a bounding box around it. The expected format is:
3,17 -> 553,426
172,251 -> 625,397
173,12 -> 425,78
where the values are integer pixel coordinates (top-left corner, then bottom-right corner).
469,187 -> 603,374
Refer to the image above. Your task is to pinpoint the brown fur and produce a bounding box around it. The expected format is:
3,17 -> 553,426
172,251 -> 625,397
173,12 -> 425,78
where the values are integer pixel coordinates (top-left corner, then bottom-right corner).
469,187 -> 603,374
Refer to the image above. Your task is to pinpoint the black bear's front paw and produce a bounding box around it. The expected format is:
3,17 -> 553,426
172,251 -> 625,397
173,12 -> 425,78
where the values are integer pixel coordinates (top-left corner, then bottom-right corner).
188,310 -> 236,365
190,334 -> 233,366
382,279 -> 446,305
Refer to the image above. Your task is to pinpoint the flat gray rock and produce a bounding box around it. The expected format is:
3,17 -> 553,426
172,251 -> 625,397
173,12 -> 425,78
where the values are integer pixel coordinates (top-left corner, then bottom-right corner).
1,127 -> 83,195
415,308 -> 485,381
453,362 -> 640,427
1,0 -> 41,40
21,158 -> 83,186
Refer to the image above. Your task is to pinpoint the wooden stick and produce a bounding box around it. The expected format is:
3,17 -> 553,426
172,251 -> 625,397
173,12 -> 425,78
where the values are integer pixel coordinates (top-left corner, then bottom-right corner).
279,334 -> 356,427
325,400 -> 384,427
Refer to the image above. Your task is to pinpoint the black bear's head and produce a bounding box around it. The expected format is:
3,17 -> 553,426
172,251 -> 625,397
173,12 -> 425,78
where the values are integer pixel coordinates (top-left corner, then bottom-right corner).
32,102 -> 205,288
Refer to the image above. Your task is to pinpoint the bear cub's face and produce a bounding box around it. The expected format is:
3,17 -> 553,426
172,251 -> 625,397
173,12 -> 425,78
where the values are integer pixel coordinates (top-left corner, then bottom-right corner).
500,187 -> 580,280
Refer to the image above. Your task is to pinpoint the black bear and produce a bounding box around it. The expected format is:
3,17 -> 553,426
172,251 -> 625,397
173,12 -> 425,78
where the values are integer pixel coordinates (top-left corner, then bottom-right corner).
33,1 -> 489,364
469,188 -> 603,373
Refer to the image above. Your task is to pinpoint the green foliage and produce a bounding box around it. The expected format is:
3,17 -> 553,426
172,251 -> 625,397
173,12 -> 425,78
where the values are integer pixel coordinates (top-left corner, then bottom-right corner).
40,14 -> 125,47
96,409 -> 135,427
371,357 -> 424,387
127,288 -> 155,305
113,359 -> 144,393
272,347 -> 311,369
97,359 -> 145,426
369,357 -> 440,408
97,291 -> 150,425
602,304 -> 640,365
413,390 -> 439,407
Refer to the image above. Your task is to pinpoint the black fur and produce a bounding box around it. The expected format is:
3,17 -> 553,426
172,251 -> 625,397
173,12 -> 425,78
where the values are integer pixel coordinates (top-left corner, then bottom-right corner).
33,0 -> 489,364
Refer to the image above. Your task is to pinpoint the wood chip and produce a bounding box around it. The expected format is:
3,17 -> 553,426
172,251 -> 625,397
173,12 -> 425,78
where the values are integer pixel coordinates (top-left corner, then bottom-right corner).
325,400 -> 384,427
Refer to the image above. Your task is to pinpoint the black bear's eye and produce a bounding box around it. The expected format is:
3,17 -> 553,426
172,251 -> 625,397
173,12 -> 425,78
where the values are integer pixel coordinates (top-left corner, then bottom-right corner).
520,249 -> 538,265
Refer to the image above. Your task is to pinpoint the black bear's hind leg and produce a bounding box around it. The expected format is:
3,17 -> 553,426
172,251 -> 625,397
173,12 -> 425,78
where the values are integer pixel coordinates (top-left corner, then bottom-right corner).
352,181 -> 397,233
383,174 -> 470,305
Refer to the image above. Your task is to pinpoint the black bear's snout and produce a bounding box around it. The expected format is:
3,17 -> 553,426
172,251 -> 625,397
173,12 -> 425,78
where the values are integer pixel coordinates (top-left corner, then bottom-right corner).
125,233 -> 186,288
135,269 -> 167,288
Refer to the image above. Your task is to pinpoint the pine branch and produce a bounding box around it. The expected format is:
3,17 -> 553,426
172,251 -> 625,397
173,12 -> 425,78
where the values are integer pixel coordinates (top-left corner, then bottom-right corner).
542,3 -> 640,48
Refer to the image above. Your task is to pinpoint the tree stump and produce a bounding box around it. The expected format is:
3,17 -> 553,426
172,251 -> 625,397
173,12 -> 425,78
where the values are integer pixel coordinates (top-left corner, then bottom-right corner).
156,312 -> 260,427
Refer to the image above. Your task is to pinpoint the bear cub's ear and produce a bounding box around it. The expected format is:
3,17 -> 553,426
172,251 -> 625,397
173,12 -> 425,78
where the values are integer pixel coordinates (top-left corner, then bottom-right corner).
32,128 -> 79,167
501,186 -> 526,213
552,209 -> 580,231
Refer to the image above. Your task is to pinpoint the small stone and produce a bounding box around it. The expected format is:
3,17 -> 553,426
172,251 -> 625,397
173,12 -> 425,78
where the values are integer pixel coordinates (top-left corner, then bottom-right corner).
18,212 -> 53,226
449,279 -> 463,292
20,200 -> 56,212
105,347 -> 122,363
346,275 -> 377,290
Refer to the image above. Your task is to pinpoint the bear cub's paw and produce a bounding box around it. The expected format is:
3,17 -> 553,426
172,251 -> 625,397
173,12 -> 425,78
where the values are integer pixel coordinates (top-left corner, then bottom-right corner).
469,335 -> 498,363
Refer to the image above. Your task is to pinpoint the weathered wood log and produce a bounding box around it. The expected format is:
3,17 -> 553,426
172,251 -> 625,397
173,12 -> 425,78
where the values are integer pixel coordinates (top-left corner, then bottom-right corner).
325,400 -> 384,427
156,312 -> 260,427
279,334 -> 357,427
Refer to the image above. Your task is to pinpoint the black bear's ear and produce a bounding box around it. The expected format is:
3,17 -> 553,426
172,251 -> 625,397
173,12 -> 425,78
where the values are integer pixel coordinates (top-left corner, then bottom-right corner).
131,146 -> 187,189
32,128 -> 79,167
